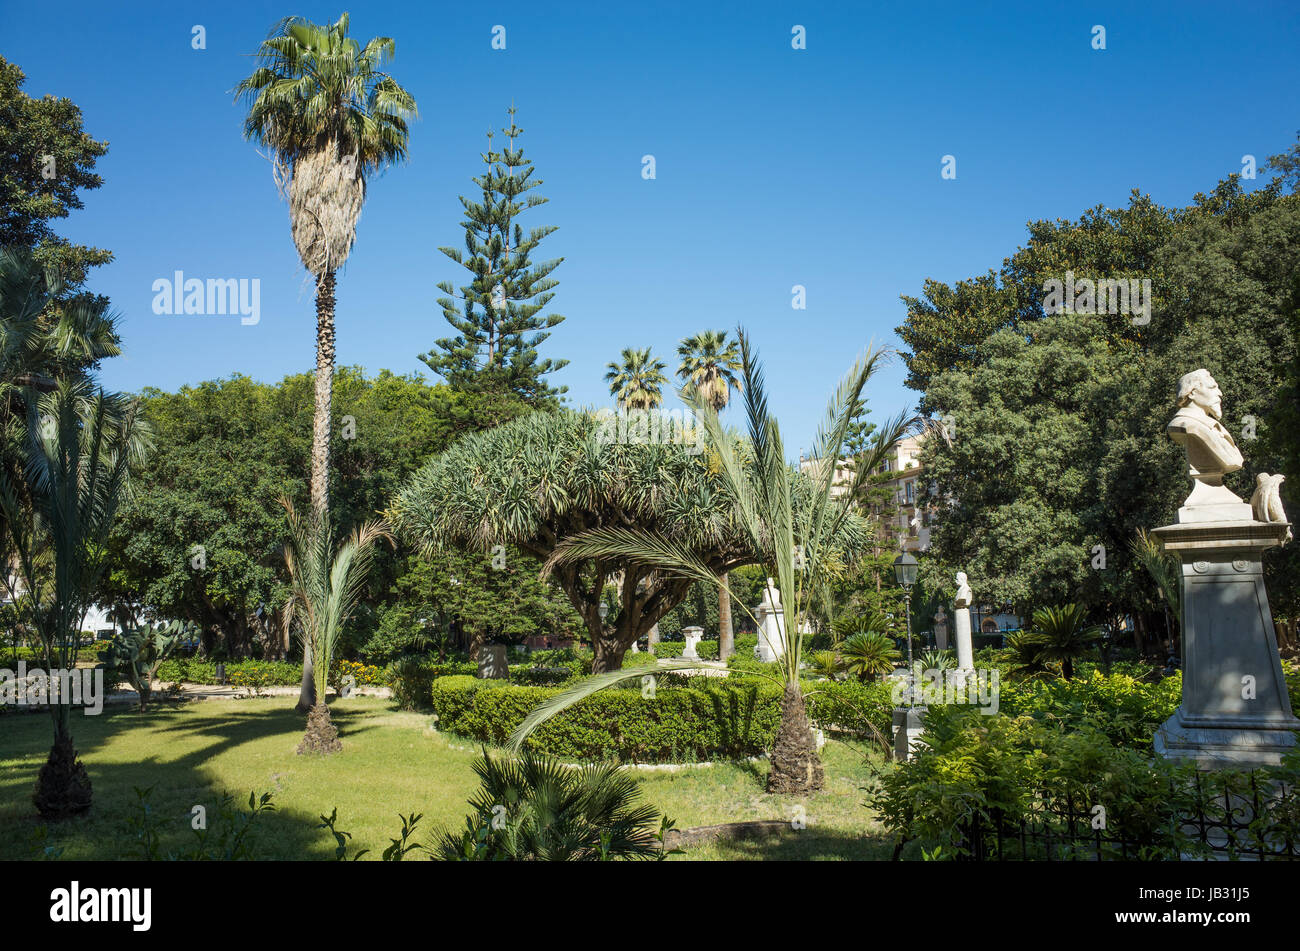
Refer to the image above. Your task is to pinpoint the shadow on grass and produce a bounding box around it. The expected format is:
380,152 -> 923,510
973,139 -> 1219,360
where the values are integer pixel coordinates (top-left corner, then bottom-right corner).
671,822 -> 894,860
0,700 -> 372,860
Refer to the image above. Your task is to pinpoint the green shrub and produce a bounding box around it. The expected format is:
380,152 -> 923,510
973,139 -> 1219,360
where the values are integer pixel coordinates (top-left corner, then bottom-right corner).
804,679 -> 894,743
998,669 -> 1181,750
154,658 -> 301,687
430,675 -> 782,762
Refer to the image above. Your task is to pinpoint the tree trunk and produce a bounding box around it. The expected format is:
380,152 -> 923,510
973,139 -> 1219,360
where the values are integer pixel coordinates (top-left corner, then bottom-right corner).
718,571 -> 734,661
33,709 -> 92,819
297,701 -> 341,755
298,269 -> 336,714
767,682 -> 824,794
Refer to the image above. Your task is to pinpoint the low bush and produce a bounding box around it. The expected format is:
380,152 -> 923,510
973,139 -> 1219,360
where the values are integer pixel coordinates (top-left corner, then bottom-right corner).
154,658 -> 301,687
998,669 -> 1181,750
430,675 -> 782,762
804,679 -> 894,743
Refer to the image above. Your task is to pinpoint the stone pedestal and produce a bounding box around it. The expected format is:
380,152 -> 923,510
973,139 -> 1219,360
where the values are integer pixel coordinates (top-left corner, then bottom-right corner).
892,706 -> 927,762
953,607 -> 973,678
1152,519 -> 1298,767
682,626 -> 703,659
755,605 -> 785,662
476,644 -> 508,680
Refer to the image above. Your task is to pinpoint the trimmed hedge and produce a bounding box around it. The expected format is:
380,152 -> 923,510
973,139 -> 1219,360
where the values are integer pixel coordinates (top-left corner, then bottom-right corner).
430,675 -> 783,762
154,658 -> 301,686
4,645 -> 109,664
651,640 -> 719,660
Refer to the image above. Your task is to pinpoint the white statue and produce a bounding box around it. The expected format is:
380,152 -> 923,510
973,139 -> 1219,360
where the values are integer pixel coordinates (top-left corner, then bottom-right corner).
1252,473 -> 1292,542
953,571 -> 974,678
955,572 -> 972,607
1167,369 -> 1244,483
764,577 -> 781,609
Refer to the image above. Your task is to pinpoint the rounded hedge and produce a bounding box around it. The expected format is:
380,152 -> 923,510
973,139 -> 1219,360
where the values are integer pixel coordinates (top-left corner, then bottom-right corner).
430,675 -> 783,762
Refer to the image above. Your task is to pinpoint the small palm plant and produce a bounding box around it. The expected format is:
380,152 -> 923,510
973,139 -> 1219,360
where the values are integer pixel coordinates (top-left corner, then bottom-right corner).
1005,631 -> 1052,680
841,631 -> 902,682
435,749 -> 672,861
918,648 -> 956,672
281,498 -> 390,754
107,620 -> 196,712
1020,604 -> 1102,680
510,328 -> 915,793
807,650 -> 844,680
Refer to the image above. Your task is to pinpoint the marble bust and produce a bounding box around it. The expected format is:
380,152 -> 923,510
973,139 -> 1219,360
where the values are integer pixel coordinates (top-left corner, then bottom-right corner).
1167,369 -> 1253,523
1167,369 -> 1243,485
954,571 -> 972,607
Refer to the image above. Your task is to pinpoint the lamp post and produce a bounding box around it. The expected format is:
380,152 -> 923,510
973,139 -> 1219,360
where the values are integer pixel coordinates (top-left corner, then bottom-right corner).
893,552 -> 919,706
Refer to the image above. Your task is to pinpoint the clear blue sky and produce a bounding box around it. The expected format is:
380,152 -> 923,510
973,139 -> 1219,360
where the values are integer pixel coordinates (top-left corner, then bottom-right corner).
2,0 -> 1297,456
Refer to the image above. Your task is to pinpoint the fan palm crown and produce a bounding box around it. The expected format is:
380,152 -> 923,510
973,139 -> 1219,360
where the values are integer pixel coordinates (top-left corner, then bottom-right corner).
605,347 -> 668,411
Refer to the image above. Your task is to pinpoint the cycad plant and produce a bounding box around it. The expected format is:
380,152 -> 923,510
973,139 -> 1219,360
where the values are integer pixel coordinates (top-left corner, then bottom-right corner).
807,650 -> 844,680
1020,604 -> 1102,680
841,631 -> 902,682
510,328 -> 914,793
1005,631 -> 1052,681
435,749 -> 671,861
281,498 -> 390,754
235,13 -> 416,711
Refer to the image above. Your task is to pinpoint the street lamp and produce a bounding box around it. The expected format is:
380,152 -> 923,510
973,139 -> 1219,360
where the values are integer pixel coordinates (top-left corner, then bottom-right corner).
598,601 -> 609,623
893,552 -> 919,706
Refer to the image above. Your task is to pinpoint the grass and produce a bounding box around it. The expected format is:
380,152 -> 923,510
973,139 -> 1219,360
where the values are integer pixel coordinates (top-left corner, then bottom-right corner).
0,696 -> 892,860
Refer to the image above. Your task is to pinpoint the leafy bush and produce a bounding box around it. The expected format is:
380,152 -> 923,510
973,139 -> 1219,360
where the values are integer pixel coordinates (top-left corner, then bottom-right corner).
154,658 -> 301,687
804,679 -> 894,743
430,675 -> 782,762
875,706 -> 1200,860
329,659 -> 390,689
875,705 -> 1300,861
998,669 -> 1181,750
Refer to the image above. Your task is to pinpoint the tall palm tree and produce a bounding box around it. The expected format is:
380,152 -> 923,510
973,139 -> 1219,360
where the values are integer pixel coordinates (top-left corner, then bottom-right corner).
677,330 -> 742,660
604,347 -> 667,410
512,328 -> 915,793
235,12 -> 416,711
281,497 -> 389,754
1022,604 -> 1102,680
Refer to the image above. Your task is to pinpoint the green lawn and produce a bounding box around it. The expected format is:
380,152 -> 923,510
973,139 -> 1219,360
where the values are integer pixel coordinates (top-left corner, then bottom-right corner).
0,697 -> 893,860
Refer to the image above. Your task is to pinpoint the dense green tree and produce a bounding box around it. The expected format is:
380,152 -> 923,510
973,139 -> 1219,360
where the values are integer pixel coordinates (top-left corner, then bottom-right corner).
421,107 -> 567,410
367,546 -> 581,662
101,369 -> 469,658
392,409 -> 762,672
0,56 -> 110,289
901,144 -> 1300,634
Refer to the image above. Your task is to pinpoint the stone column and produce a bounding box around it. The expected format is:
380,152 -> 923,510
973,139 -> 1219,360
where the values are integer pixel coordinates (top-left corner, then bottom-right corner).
682,625 -> 703,659
953,572 -> 974,678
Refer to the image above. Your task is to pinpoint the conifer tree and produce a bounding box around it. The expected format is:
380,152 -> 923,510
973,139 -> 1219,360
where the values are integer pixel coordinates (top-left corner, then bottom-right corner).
421,107 -> 567,407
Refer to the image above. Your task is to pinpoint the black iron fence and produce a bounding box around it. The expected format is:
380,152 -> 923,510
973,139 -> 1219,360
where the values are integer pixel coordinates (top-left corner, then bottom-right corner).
953,771 -> 1300,861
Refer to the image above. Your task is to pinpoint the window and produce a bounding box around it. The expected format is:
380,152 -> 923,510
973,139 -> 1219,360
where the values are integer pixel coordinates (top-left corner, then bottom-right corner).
905,481 -> 915,503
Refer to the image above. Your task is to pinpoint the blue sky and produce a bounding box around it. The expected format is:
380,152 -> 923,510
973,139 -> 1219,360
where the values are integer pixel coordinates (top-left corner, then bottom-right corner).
2,0 -> 1297,457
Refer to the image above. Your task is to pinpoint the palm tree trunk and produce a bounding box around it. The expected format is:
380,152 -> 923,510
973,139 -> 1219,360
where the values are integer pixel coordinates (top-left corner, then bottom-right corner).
297,268 -> 336,713
718,571 -> 734,660
767,682 -> 824,794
